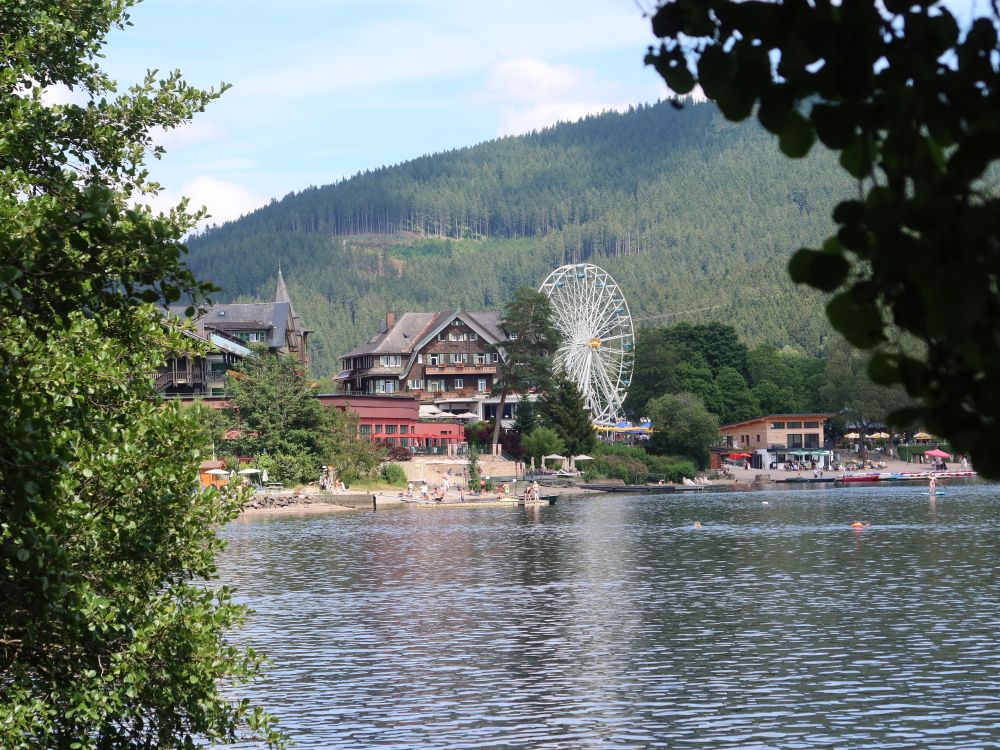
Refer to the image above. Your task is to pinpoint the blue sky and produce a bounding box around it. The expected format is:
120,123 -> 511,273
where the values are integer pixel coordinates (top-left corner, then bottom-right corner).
98,0 -> 668,227
95,0 -> 984,229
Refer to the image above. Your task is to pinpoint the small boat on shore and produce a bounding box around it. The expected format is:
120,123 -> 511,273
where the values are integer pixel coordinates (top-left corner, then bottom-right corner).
836,472 -> 882,484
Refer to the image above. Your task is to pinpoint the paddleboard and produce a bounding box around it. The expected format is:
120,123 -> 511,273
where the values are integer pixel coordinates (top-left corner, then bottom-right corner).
924,491 -> 947,496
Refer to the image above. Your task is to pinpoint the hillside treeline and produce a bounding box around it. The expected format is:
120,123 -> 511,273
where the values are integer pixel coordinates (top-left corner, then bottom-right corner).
186,100 -> 853,376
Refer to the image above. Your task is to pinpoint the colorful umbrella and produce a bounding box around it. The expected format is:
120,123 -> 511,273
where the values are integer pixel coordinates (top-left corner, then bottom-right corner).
844,432 -> 861,439
924,448 -> 951,459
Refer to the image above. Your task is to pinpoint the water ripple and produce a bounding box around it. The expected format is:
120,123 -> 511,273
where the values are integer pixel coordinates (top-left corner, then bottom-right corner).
219,483 -> 1000,748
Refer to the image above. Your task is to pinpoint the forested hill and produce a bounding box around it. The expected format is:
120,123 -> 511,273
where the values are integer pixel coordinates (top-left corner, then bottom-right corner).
185,100 -> 850,377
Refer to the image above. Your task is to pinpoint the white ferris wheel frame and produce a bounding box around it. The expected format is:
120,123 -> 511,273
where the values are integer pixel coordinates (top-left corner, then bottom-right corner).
538,263 -> 635,425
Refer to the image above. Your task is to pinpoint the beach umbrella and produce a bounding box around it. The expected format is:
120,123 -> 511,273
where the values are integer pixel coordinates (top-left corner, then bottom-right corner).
205,468 -> 230,476
573,454 -> 594,462
913,431 -> 932,440
239,468 -> 261,474
542,454 -> 565,461
844,432 -> 861,439
924,448 -> 951,459
867,432 -> 890,439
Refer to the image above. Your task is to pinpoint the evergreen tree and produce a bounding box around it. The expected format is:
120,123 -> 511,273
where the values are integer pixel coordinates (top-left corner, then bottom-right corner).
512,397 -> 539,435
539,376 -> 596,457
491,287 -> 561,447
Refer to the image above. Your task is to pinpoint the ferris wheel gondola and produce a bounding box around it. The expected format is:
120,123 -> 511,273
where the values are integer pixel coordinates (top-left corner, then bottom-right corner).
538,263 -> 634,425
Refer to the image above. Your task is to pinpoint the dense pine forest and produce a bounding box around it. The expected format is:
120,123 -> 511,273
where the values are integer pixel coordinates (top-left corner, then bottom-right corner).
185,100 -> 852,378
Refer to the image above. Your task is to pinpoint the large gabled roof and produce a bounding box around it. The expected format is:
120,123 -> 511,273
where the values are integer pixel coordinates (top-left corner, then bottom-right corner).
340,312 -> 443,359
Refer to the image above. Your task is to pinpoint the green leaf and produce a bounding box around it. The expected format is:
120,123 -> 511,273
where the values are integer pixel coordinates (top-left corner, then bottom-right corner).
826,292 -> 885,349
839,137 -> 872,178
788,248 -> 850,292
697,46 -> 735,98
811,102 -> 855,149
778,111 -> 815,158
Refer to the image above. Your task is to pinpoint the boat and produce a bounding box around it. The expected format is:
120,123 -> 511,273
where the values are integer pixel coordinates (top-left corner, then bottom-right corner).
517,494 -> 558,506
836,472 -> 882,484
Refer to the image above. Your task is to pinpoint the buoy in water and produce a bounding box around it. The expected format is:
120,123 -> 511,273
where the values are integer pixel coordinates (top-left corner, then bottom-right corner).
851,521 -> 870,528
762,501 -> 769,505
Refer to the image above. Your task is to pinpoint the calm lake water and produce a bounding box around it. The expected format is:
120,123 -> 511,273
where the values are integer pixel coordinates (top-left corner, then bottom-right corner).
219,483 -> 1000,749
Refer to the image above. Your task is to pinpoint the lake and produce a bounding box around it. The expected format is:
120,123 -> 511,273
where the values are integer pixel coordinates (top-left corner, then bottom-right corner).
219,483 -> 1000,749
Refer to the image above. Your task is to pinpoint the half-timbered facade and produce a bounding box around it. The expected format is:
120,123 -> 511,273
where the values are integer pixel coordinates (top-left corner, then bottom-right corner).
338,310 -> 509,401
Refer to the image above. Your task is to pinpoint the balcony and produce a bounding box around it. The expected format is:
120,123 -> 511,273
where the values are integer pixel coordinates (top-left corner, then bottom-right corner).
424,364 -> 497,376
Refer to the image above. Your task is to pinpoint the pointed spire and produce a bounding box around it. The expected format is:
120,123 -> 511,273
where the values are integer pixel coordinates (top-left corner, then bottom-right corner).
274,265 -> 290,304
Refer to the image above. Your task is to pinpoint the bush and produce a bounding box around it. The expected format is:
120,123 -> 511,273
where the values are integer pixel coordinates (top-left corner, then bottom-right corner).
590,442 -> 697,483
386,445 -> 412,462
380,463 -> 408,485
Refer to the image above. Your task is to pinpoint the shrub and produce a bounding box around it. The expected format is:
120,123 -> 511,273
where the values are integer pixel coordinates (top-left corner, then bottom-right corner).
380,463 -> 408,485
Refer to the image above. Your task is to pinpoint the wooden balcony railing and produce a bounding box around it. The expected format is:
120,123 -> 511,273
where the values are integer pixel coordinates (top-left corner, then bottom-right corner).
424,364 -> 496,375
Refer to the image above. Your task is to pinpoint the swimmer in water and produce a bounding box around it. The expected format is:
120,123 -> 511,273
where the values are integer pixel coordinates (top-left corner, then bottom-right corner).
694,521 -> 702,529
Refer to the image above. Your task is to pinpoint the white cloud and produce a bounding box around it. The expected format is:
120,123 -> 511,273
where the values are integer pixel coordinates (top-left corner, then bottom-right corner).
241,0 -> 654,99
483,56 -> 665,135
140,176 -> 268,230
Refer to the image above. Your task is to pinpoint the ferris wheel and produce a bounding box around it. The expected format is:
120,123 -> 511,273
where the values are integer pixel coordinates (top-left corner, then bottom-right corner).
538,263 -> 634,425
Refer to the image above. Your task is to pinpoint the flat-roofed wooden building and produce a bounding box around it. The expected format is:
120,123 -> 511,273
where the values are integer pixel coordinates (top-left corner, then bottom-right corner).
719,413 -> 832,452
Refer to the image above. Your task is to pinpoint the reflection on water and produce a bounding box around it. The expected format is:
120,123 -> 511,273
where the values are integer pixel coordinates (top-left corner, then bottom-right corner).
219,484 -> 1000,749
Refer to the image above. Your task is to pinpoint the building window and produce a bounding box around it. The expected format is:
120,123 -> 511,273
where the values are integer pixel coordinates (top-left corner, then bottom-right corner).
359,424 -> 372,435
379,355 -> 401,367
804,421 -> 820,428
400,425 -> 408,434
478,378 -> 487,392
417,353 -> 423,364
449,352 -> 467,364
787,421 -> 803,428
770,421 -> 785,429
492,352 -> 499,362
384,425 -> 397,435
375,379 -> 397,393
756,434 -> 760,443
374,424 -> 383,434
787,433 -> 803,448
454,378 -> 464,389
408,379 -> 424,390
804,433 -> 820,448
428,353 -> 442,366
236,330 -> 265,343
427,380 -> 445,392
